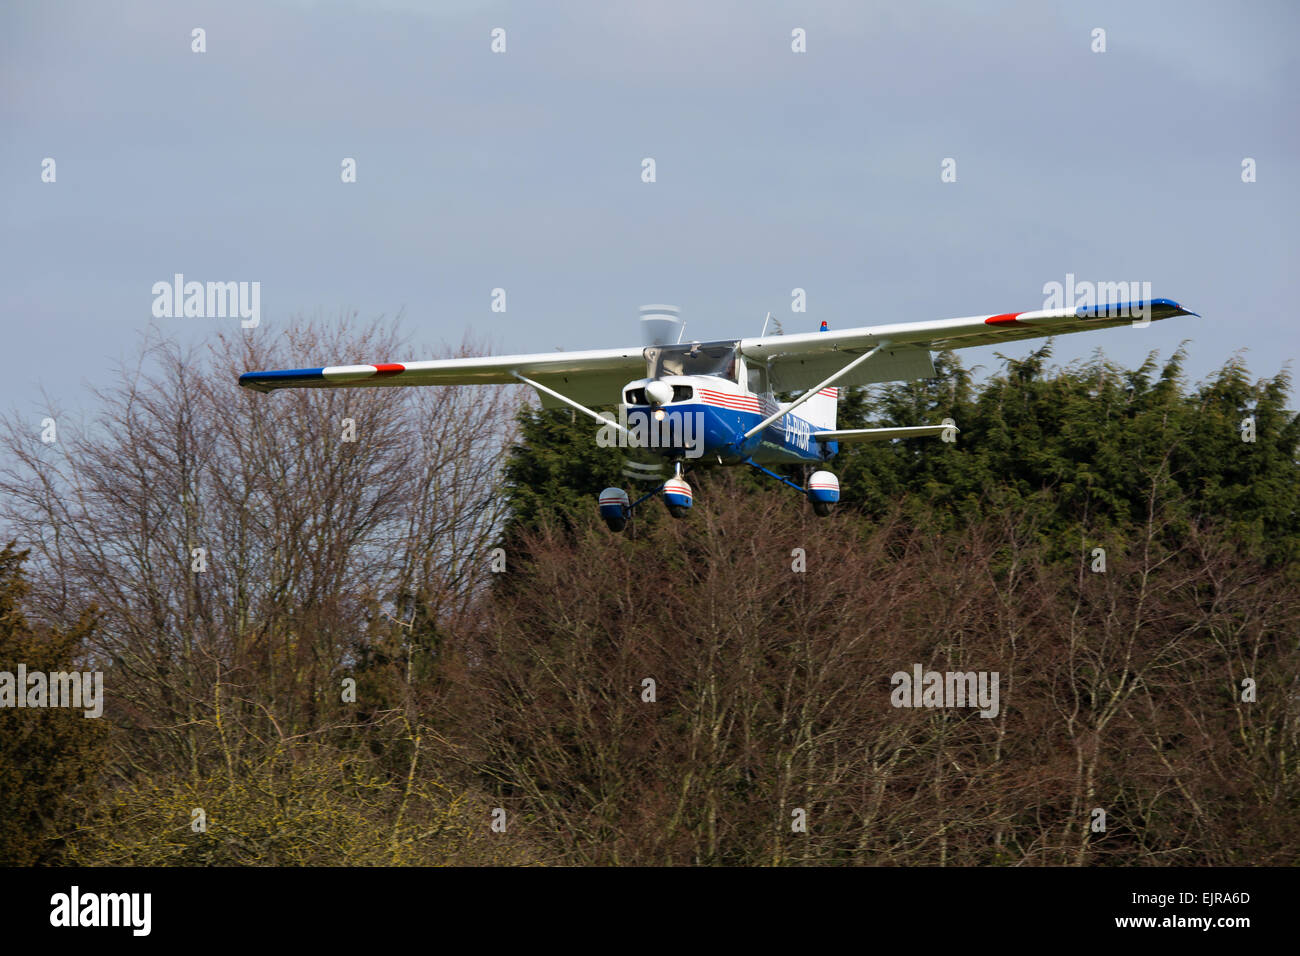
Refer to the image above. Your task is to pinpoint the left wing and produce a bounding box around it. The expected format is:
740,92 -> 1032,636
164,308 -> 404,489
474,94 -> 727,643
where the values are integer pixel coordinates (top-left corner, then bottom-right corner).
741,298 -> 1196,392
238,346 -> 646,407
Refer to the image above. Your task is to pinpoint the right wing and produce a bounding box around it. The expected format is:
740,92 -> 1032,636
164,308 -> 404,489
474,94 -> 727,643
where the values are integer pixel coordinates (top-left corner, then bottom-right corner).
741,299 -> 1196,392
238,346 -> 647,408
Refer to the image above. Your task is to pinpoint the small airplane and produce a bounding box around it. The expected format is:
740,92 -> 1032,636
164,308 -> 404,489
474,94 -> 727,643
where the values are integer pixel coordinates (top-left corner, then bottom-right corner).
240,298 -> 1195,531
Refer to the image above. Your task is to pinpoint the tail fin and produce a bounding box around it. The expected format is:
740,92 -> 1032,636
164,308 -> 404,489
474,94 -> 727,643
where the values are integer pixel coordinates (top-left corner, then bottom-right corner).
801,386 -> 838,430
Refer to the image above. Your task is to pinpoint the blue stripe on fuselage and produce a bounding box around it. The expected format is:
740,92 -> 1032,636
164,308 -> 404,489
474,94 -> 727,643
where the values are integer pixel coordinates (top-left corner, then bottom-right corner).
622,403 -> 830,464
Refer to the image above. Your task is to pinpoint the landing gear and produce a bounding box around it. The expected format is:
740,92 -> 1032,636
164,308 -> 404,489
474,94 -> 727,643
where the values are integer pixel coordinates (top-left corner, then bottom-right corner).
663,463 -> 692,519
598,487 -> 631,532
601,462 -> 839,527
596,462 -> 692,532
806,470 -> 840,517
743,459 -> 840,517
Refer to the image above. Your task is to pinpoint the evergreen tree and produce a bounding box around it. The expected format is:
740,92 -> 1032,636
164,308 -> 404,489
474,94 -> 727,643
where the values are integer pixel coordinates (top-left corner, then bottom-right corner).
498,350 -> 1299,568
0,543 -> 105,865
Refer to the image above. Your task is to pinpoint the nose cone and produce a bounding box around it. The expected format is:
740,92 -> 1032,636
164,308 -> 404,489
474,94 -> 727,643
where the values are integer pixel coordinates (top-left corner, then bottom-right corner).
645,380 -> 674,405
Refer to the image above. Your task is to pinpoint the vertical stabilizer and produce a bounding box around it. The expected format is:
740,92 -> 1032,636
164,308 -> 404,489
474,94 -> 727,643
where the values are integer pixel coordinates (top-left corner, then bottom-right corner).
799,386 -> 838,430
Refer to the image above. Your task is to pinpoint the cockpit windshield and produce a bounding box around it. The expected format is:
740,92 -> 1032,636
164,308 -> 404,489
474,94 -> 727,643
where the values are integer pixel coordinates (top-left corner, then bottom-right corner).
644,341 -> 740,381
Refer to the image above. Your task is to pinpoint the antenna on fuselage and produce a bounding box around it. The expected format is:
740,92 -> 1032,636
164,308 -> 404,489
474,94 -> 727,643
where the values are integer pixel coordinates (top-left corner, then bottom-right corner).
760,311 -> 773,336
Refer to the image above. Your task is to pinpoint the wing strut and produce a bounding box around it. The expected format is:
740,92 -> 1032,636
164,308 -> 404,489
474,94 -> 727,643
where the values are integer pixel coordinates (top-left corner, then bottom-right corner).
512,372 -> 631,437
814,424 -> 957,443
741,340 -> 891,440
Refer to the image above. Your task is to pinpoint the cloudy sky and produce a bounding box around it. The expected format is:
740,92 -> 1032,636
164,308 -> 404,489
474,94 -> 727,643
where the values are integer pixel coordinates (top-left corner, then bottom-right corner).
2,0 -> 1296,418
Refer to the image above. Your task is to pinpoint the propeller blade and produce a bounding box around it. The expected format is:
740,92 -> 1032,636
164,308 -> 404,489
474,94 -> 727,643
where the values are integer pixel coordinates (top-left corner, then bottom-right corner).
639,304 -> 683,347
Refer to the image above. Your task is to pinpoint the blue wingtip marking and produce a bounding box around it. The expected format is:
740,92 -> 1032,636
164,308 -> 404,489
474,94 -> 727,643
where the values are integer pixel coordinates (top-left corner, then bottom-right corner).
1073,298 -> 1196,320
238,367 -> 326,390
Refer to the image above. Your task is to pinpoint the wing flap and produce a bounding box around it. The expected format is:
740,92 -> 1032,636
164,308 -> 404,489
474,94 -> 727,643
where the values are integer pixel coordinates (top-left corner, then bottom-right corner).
766,346 -> 935,392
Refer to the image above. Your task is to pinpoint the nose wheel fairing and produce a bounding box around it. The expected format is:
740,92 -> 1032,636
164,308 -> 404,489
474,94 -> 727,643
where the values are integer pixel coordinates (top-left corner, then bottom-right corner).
662,476 -> 693,517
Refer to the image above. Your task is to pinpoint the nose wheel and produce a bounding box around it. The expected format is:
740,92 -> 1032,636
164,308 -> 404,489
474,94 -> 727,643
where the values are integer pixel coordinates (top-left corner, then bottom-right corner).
662,461 -> 692,519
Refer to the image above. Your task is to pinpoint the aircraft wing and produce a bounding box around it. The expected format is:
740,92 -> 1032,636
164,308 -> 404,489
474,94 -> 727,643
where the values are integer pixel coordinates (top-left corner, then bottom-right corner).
238,346 -> 647,408
740,298 -> 1196,392
239,298 -> 1195,402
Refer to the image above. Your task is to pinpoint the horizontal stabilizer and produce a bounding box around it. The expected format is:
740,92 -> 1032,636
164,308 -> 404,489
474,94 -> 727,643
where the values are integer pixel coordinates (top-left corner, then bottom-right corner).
814,424 -> 956,443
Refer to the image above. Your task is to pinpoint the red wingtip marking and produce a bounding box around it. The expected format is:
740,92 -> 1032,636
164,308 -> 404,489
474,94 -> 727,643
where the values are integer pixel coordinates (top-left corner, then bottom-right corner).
371,363 -> 405,377
984,313 -> 1023,326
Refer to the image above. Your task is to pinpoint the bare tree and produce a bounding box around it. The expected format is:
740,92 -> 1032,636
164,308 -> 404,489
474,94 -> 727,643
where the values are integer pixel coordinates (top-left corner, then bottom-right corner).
0,314 -> 519,788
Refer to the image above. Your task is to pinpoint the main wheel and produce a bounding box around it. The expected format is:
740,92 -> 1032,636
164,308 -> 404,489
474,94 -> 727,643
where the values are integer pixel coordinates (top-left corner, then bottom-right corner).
807,470 -> 839,518
598,488 -> 630,532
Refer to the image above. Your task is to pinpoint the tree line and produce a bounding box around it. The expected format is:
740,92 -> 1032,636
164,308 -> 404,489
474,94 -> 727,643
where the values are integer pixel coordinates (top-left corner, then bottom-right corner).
1,317 -> 1296,864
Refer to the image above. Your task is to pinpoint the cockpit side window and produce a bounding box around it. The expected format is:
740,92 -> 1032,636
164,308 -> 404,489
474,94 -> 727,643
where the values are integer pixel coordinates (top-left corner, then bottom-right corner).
746,362 -> 769,395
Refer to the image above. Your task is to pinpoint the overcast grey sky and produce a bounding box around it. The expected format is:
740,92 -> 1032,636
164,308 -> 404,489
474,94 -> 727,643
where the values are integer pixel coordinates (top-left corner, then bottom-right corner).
2,0 -> 1296,418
